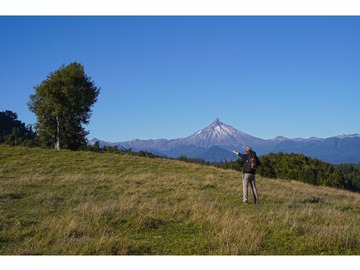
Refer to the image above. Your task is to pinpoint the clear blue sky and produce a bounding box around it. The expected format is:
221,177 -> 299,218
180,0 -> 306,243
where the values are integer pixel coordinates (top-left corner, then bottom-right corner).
1,16 -> 360,141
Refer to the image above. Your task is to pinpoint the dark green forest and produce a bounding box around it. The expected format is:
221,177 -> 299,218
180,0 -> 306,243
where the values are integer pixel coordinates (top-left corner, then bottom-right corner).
0,110 -> 37,146
221,153 -> 360,193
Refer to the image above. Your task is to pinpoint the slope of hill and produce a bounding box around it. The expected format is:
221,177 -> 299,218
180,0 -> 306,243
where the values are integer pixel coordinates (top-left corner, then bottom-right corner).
1,145 -> 359,255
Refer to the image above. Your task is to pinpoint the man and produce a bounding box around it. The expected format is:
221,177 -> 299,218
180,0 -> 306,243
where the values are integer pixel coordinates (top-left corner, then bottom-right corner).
232,146 -> 259,204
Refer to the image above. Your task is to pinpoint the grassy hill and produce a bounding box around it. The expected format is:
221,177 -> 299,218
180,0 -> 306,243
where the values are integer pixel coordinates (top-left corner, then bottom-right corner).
1,145 -> 359,255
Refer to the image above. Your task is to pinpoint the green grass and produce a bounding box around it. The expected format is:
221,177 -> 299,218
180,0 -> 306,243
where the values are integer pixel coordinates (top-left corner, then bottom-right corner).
1,145 -> 359,255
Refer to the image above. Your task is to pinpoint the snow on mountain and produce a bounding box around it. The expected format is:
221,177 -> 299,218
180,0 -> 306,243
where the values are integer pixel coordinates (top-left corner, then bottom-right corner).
104,118 -> 266,153
273,136 -> 289,142
181,118 -> 266,149
88,119 -> 360,163
272,136 -> 324,142
292,137 -> 324,142
336,134 -> 360,139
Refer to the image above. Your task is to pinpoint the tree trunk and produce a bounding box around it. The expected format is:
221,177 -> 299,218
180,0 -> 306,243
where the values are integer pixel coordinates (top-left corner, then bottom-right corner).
55,116 -> 60,150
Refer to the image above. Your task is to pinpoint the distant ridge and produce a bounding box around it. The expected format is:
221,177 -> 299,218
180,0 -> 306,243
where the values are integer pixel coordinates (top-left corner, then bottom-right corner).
89,119 -> 360,164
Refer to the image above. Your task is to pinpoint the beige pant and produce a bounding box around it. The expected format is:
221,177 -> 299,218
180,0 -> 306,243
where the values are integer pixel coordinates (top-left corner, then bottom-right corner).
242,173 -> 259,204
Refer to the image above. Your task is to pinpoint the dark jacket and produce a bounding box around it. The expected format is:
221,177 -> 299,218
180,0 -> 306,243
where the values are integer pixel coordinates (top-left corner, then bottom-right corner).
237,150 -> 258,175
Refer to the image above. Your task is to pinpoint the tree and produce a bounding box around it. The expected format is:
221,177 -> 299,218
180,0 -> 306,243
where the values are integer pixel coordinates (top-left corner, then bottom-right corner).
93,141 -> 100,152
28,62 -> 100,150
0,110 -> 36,145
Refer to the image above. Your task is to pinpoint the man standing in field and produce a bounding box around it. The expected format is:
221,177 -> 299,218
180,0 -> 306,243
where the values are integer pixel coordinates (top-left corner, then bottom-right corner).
233,146 -> 260,204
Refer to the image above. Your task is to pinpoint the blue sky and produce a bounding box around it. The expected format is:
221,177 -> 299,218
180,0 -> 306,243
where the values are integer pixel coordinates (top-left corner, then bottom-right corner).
1,16 -> 360,141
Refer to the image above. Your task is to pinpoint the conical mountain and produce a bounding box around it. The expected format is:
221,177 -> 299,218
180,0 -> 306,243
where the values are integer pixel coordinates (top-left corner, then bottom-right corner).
89,118 -> 360,163
181,118 -> 266,150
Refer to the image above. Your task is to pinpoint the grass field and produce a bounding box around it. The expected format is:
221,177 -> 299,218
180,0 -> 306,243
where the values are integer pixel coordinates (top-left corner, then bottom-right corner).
0,145 -> 359,255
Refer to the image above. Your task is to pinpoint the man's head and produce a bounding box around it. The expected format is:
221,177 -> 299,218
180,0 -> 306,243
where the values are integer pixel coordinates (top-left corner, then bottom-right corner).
245,146 -> 252,152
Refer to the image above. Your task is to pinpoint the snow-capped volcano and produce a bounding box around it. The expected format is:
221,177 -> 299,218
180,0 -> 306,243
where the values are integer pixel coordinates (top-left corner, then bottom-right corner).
181,118 -> 266,149
89,118 -> 360,163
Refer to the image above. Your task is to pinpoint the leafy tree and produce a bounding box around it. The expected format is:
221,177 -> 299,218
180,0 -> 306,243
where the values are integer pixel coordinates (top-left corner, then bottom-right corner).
255,152 -> 360,192
256,155 -> 276,178
0,110 -> 36,145
27,62 -> 100,150
220,152 -> 360,192
93,141 -> 100,152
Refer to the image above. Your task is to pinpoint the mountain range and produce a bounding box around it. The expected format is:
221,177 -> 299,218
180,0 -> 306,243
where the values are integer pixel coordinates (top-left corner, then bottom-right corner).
89,118 -> 360,164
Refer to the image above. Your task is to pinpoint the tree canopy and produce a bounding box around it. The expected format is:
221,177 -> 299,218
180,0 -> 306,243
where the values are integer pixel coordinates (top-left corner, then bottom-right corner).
0,110 -> 36,146
209,152 -> 360,193
28,62 -> 100,150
